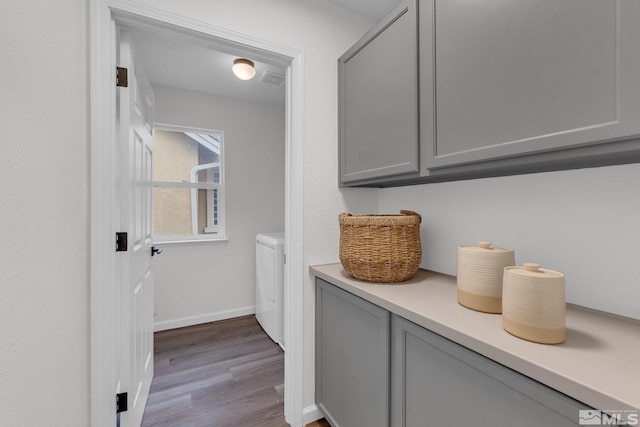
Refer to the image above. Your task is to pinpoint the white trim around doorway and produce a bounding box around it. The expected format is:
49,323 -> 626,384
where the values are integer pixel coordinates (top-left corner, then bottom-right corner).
89,1 -> 305,426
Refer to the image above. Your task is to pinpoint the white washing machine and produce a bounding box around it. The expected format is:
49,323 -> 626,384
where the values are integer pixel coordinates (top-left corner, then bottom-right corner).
255,232 -> 285,350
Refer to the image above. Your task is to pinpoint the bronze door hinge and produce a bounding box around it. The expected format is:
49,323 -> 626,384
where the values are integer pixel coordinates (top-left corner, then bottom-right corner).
116,67 -> 128,87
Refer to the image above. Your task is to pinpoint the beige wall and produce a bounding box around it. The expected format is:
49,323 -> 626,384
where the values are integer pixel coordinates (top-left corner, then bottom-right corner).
153,130 -> 199,236
154,130 -> 199,182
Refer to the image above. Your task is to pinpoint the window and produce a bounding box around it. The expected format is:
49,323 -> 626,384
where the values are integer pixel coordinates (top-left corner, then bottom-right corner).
153,126 -> 225,242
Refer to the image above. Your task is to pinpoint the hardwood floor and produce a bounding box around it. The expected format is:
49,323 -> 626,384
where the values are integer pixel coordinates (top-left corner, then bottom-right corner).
142,315 -> 287,427
142,315 -> 332,427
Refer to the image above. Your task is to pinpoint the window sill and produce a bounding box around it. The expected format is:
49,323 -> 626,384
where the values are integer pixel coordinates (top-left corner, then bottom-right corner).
154,237 -> 229,246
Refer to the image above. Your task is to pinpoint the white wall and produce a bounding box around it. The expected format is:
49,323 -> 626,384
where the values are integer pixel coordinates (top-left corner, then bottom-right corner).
152,85 -> 286,329
379,164 -> 640,320
0,0 -> 89,426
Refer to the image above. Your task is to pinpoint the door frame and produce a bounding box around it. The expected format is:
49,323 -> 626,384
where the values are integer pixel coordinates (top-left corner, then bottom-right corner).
89,1 -> 305,426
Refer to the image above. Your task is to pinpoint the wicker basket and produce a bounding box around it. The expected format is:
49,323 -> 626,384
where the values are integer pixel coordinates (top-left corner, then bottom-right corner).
339,210 -> 422,283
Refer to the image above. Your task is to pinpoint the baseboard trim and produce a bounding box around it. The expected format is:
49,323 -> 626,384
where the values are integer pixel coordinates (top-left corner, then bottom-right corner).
303,404 -> 323,425
154,306 -> 256,332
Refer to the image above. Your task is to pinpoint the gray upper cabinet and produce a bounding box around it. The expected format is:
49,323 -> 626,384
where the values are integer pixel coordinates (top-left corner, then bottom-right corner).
339,0 -> 419,184
340,0 -> 640,187
427,0 -> 640,170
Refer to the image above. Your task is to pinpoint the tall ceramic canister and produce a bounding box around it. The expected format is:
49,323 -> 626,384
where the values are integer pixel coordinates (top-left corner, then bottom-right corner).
502,263 -> 566,344
457,241 -> 515,313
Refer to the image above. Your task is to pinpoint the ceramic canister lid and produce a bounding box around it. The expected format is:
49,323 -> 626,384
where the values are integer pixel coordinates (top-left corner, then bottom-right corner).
459,241 -> 514,254
504,263 -> 565,279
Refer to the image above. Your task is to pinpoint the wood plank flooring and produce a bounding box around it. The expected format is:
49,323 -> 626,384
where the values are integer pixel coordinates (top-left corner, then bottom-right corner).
141,315 -> 332,427
142,315 -> 287,427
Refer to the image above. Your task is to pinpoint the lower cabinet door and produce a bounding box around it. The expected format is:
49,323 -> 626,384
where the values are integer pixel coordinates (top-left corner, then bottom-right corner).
316,279 -> 390,427
391,316 -> 589,427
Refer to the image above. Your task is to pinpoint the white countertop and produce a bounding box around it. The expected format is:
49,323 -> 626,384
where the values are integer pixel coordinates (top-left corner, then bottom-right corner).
310,263 -> 640,412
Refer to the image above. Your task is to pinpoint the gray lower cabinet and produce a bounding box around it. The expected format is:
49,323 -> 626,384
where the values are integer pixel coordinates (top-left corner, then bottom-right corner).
315,278 -> 594,427
392,316 -> 589,427
315,278 -> 390,427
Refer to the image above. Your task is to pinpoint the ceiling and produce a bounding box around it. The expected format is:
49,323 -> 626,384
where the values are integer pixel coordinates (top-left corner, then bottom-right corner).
131,29 -> 288,107
129,0 -> 400,108
325,0 -> 401,21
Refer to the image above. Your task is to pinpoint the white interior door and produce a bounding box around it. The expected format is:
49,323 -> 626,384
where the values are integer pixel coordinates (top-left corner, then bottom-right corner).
117,29 -> 155,427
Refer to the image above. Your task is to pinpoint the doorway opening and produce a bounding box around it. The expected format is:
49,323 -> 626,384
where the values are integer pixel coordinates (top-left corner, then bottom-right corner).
90,2 -> 305,426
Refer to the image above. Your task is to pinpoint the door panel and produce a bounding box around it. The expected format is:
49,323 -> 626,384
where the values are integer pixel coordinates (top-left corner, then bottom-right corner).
118,29 -> 155,427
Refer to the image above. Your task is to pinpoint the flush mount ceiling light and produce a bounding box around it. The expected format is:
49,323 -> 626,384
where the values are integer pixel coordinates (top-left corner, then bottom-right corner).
232,58 -> 256,80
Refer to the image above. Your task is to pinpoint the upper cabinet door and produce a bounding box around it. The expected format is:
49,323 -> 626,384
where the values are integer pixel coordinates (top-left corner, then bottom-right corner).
427,0 -> 640,169
339,0 -> 419,184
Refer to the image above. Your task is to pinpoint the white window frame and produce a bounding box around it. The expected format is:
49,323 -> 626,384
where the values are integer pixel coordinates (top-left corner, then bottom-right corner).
204,188 -> 221,233
153,124 -> 226,243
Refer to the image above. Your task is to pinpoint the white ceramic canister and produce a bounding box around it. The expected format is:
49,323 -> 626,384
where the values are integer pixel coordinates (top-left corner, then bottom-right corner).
457,241 -> 515,313
502,263 -> 566,344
